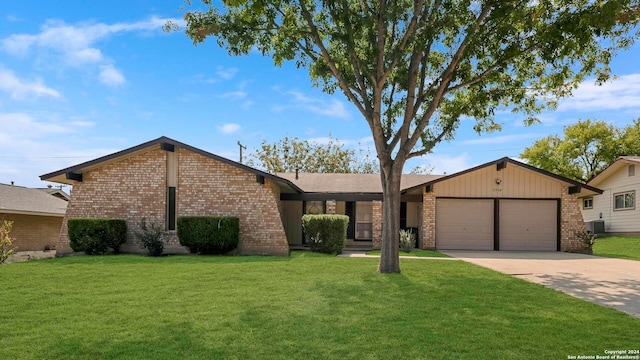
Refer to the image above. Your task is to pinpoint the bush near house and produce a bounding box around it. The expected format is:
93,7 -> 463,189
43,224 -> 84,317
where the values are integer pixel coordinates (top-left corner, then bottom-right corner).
177,216 -> 239,255
0,220 -> 15,264
134,218 -> 168,257
67,219 -> 127,255
302,214 -> 348,255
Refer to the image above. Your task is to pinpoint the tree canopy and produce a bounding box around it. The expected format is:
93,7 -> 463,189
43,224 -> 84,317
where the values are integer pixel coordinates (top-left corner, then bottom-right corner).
521,119 -> 640,183
169,0 -> 640,272
246,135 -> 378,173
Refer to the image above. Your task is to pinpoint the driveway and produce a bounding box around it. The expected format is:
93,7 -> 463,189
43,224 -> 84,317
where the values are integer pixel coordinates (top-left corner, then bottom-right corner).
441,251 -> 640,319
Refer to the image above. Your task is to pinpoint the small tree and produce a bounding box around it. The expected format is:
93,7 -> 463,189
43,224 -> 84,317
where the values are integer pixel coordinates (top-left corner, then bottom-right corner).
0,220 -> 16,264
134,218 -> 168,257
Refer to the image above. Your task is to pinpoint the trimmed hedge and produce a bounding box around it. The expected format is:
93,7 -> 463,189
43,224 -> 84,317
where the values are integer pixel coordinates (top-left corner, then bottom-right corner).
177,216 -> 239,255
302,215 -> 348,254
67,218 -> 128,254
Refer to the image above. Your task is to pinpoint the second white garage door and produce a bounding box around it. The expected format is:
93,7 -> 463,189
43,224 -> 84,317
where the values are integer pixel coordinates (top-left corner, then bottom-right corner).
435,199 -> 494,250
499,199 -> 557,251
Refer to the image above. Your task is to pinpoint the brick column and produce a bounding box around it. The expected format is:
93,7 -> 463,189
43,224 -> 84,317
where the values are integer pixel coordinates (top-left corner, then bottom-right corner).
560,186 -> 588,253
325,200 -> 336,214
372,200 -> 382,249
421,189 -> 436,250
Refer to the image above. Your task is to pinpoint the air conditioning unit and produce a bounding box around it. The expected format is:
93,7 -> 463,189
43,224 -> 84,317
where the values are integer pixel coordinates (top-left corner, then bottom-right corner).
585,220 -> 605,234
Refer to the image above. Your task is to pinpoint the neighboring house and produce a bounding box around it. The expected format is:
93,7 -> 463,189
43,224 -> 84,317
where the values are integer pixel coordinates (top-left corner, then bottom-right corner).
37,186 -> 71,201
0,183 -> 68,251
580,156 -> 640,235
40,137 -> 600,256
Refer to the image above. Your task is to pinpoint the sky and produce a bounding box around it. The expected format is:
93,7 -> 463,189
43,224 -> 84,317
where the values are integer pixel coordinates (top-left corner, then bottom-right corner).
2,2 -> 640,189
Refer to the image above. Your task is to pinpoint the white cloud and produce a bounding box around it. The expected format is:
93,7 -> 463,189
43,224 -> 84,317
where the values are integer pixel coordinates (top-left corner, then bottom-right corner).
99,65 -> 126,86
274,90 -> 351,119
1,16 -> 173,85
219,91 -> 247,100
0,67 -> 60,99
218,123 -> 241,134
422,153 -> 472,175
216,66 -> 238,80
558,74 -> 640,112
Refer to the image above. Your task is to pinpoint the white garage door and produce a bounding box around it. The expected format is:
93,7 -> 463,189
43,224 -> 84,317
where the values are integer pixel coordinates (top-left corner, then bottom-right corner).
499,199 -> 557,251
436,199 -> 494,250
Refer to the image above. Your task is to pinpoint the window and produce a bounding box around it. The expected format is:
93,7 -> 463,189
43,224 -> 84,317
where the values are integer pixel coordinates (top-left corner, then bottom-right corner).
583,198 -> 593,210
629,164 -> 636,177
614,191 -> 635,211
355,201 -> 373,240
167,187 -> 176,230
305,201 -> 324,215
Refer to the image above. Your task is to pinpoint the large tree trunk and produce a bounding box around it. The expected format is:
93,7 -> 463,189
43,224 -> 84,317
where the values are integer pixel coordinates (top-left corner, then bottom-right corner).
377,161 -> 404,273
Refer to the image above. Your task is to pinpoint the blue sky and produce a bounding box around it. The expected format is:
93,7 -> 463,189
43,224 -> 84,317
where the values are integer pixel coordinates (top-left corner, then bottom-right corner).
2,2 -> 640,189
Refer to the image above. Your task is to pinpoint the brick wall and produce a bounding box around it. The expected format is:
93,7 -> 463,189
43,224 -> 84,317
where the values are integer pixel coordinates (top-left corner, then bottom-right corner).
372,200 -> 382,249
325,200 -> 336,215
57,147 -> 167,255
1,213 -> 62,251
560,186 -> 589,252
420,189 -> 436,250
177,149 -> 289,256
57,146 -> 290,256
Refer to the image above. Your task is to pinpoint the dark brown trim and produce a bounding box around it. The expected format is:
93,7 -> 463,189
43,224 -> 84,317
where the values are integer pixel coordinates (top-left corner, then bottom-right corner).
436,196 -> 561,201
403,157 -> 603,195
557,199 -> 561,251
568,185 -> 581,194
494,198 -> 499,251
281,193 -> 383,201
40,136 -> 303,193
65,172 -> 82,182
161,143 -> 175,152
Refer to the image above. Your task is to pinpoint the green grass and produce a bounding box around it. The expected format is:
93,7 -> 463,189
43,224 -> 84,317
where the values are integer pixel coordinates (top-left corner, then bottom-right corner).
593,236 -> 640,261
366,249 -> 450,257
1,252 -> 638,359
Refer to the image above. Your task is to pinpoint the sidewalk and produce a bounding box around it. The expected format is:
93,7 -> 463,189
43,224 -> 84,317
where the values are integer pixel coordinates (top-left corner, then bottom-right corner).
337,251 -> 460,260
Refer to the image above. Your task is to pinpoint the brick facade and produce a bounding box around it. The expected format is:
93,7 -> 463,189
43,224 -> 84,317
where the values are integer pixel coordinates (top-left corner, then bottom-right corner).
57,146 -> 289,256
560,186 -> 589,253
177,148 -> 288,256
0,213 -> 62,251
58,147 -> 168,255
372,200 -> 382,249
325,200 -> 336,215
420,189 -> 436,250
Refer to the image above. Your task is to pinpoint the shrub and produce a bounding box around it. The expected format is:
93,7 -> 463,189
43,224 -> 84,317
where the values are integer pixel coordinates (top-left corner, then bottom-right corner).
574,229 -> 597,254
399,229 -> 416,253
302,215 -> 348,255
0,220 -> 16,264
177,216 -> 239,255
134,218 -> 167,256
67,219 -> 128,255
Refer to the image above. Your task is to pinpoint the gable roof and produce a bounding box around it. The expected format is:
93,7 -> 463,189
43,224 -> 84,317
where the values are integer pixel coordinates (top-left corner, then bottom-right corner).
0,183 -> 68,217
37,187 -> 70,201
587,156 -> 640,187
277,173 -> 443,193
40,136 -> 303,193
402,157 -> 603,196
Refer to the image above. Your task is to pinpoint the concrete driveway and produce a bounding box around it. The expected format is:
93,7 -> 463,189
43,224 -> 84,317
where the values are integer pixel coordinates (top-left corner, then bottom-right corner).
441,251 -> 640,319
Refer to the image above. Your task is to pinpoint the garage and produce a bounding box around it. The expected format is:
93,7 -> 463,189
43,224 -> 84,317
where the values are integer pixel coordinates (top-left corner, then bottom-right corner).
435,198 -> 494,250
499,199 -> 558,251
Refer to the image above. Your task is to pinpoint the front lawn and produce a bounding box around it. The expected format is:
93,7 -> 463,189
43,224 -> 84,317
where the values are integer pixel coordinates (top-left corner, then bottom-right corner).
366,249 -> 450,257
1,252 -> 638,359
593,236 -> 640,261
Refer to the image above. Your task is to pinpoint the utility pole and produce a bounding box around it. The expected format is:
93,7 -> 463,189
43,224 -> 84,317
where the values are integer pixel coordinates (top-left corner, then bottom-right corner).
237,141 -> 247,163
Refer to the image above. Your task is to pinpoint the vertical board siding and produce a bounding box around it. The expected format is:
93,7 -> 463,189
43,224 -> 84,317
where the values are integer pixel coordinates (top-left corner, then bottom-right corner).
435,164 -> 563,198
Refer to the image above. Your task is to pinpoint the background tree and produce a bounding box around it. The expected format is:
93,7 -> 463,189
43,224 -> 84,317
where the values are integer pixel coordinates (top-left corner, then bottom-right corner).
521,119 -> 640,182
169,0 -> 640,272
246,135 -> 378,173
